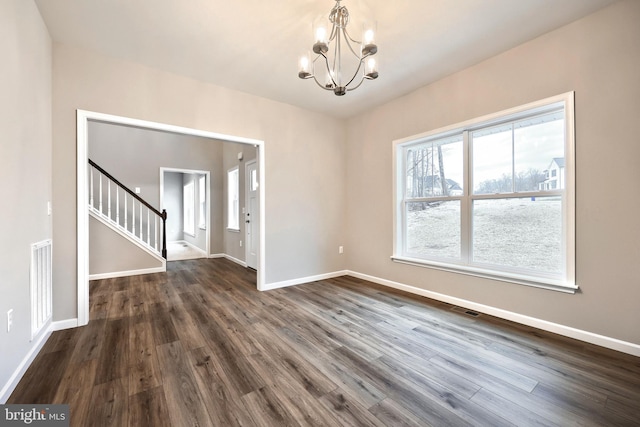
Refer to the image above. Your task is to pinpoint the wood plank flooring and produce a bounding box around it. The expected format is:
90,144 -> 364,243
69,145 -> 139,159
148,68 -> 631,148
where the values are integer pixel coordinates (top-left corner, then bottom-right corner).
8,258 -> 640,426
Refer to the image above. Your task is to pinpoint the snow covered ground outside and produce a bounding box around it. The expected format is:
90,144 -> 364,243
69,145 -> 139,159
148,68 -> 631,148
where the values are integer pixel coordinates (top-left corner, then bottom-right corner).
406,197 -> 562,273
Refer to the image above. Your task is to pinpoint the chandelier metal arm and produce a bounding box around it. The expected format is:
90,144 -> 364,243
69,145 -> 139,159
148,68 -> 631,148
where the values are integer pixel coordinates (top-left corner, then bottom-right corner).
346,77 -> 366,92
344,58 -> 365,89
342,28 -> 362,57
313,76 -> 333,91
308,52 -> 337,91
298,0 -> 378,96
329,25 -> 338,43
334,30 -> 342,86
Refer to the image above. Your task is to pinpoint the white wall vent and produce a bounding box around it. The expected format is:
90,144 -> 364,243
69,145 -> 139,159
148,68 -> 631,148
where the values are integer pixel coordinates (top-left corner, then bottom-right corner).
30,239 -> 52,339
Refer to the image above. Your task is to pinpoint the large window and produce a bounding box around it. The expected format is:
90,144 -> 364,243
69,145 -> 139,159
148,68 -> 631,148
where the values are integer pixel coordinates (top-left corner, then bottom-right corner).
227,167 -> 240,230
183,180 -> 195,236
198,175 -> 206,230
393,93 -> 575,292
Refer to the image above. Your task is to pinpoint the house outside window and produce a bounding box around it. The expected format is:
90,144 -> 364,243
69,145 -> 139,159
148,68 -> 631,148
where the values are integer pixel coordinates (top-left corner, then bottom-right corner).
540,158 -> 565,191
393,93 -> 576,292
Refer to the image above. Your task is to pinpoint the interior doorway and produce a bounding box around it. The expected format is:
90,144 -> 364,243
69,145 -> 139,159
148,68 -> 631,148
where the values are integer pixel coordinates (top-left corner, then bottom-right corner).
160,168 -> 210,261
77,110 -> 266,327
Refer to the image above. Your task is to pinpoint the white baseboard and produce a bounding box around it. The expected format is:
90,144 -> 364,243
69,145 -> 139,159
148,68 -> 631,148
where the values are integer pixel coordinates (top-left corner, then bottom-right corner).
208,253 -> 248,268
51,318 -> 78,331
0,317 -> 79,403
262,270 -> 348,291
0,329 -> 51,403
0,316 -> 79,403
89,266 -> 166,281
347,270 -> 640,357
209,253 -> 247,268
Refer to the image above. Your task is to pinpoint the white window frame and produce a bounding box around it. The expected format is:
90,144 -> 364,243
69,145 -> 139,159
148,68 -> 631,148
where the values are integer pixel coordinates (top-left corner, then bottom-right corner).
392,92 -> 576,293
183,180 -> 195,236
227,166 -> 240,231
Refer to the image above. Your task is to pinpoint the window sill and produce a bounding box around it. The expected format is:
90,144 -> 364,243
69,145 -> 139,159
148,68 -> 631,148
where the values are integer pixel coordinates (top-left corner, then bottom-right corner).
390,255 -> 578,294
227,228 -> 240,233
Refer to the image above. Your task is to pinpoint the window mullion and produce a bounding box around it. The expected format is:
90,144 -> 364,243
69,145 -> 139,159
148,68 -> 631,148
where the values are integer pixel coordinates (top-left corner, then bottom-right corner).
461,130 -> 471,264
511,123 -> 516,192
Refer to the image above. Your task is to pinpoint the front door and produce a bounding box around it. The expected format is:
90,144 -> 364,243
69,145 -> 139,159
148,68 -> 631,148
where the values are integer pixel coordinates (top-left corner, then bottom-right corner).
245,160 -> 258,270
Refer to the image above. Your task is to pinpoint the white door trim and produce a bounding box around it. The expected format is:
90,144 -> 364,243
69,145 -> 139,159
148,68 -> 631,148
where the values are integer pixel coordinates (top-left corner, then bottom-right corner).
77,109 -> 266,326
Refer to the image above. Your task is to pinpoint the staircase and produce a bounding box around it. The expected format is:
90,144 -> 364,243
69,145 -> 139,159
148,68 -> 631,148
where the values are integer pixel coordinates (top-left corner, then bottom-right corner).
88,159 -> 167,262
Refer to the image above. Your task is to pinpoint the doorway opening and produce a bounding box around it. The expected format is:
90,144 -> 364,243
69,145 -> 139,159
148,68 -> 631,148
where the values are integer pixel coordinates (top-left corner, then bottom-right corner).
160,168 -> 210,261
77,110 -> 266,326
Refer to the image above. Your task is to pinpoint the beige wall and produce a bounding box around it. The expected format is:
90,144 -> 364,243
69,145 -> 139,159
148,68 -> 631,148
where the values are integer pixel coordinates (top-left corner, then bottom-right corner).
89,216 -> 163,275
0,0 -> 52,397
346,0 -> 640,345
52,43 -> 347,321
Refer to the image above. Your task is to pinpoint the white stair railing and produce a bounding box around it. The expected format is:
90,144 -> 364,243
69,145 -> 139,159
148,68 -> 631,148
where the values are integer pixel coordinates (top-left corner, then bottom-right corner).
88,159 -> 167,259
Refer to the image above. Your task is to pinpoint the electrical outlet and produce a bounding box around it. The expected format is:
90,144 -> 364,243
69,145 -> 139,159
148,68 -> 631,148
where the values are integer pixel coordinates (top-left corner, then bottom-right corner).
339,246 -> 344,254
240,240 -> 243,247
135,187 -> 141,194
7,309 -> 13,332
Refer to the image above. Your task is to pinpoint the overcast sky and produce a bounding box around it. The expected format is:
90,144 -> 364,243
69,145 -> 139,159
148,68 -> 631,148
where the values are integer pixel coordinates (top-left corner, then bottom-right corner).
439,118 -> 565,191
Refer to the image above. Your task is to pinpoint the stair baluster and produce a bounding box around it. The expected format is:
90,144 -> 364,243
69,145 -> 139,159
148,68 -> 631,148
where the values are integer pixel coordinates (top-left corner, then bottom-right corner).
87,159 -> 167,259
99,174 -> 103,213
116,187 -> 120,224
107,179 -> 111,219
131,198 -> 136,236
89,167 -> 94,208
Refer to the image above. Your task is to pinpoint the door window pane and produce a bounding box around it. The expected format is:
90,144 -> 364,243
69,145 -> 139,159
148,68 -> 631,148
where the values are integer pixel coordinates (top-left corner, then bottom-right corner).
227,167 -> 239,230
250,169 -> 258,191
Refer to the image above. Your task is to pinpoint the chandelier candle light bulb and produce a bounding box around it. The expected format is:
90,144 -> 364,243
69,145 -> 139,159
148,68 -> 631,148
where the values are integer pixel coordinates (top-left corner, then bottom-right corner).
298,53 -> 312,78
362,25 -> 378,56
315,26 -> 328,43
365,57 -> 378,79
298,0 -> 379,96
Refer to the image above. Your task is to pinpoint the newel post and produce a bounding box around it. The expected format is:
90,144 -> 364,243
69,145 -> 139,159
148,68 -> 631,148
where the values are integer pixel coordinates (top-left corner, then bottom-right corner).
161,209 -> 168,259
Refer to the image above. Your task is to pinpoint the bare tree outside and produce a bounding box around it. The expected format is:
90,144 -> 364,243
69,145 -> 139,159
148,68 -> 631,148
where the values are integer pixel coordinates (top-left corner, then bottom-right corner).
475,168 -> 546,194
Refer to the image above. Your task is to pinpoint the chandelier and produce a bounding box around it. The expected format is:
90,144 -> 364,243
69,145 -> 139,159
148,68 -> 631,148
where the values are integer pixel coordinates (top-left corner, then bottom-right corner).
298,0 -> 378,96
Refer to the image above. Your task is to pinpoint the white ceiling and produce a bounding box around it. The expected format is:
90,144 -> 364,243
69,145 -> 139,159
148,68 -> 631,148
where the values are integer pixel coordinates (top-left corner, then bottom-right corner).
35,0 -> 616,119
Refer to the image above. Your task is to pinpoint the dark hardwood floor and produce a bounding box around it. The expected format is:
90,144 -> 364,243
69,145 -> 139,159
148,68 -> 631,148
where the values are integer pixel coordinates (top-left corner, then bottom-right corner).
9,258 -> 640,426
